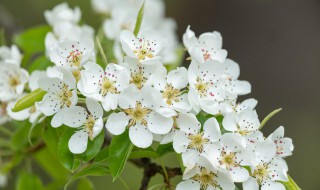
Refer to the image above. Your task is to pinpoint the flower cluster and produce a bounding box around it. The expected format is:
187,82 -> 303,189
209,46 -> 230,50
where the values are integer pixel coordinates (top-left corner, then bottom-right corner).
0,2 -> 295,190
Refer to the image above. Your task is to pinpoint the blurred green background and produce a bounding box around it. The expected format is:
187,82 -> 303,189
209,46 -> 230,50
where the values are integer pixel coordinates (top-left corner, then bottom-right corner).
0,0 -> 319,189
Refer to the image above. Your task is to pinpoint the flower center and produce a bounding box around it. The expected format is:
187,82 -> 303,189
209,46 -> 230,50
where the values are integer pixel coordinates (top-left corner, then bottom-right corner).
59,84 -> 73,108
133,39 -> 155,61
193,168 -> 218,189
202,50 -> 212,61
29,106 -> 37,114
100,77 -> 117,96
162,84 -> 181,105
219,152 -> 238,169
130,72 -> 145,89
195,78 -> 210,97
123,103 -> 151,127
67,50 -> 82,68
188,132 -> 209,153
252,164 -> 270,183
9,75 -> 21,88
84,115 -> 96,140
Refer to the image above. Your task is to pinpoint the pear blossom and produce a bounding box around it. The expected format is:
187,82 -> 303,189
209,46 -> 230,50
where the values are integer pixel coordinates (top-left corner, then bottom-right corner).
59,98 -> 104,154
44,3 -> 81,27
243,140 -> 288,190
105,85 -> 173,148
77,63 -> 130,111
187,60 -> 225,114
0,63 -> 29,102
0,45 -> 22,65
120,30 -> 165,65
177,156 -> 235,190
6,71 -> 46,123
268,126 -> 294,158
223,109 -> 260,137
173,114 -> 221,165
36,67 -> 77,126
206,133 -> 251,182
183,26 -> 227,63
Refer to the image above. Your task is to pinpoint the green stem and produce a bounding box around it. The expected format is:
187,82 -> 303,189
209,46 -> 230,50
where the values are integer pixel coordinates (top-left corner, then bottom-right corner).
282,175 -> 301,190
96,36 -> 108,66
158,158 -> 169,184
259,108 -> 282,130
119,176 -> 130,190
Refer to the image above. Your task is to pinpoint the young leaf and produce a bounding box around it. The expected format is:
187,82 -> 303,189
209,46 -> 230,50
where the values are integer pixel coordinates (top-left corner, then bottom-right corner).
281,175 -> 301,190
82,130 -> 105,162
133,1 -> 145,36
94,147 -> 109,163
14,25 -> 51,53
11,89 -> 47,112
259,108 -> 282,130
77,178 -> 94,190
28,55 -> 53,72
129,147 -> 159,159
58,128 -> 81,172
16,172 -> 44,190
109,130 -> 134,180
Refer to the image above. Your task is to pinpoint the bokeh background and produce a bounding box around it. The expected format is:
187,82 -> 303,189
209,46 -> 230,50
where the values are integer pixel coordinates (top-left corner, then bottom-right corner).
1,0 -> 319,189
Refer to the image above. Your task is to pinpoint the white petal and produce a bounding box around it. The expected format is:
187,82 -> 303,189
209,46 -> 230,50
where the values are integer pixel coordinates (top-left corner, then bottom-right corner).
221,133 -> 245,153
203,117 -> 221,142
141,85 -> 164,109
51,109 -> 65,128
172,131 -> 189,153
167,67 -> 188,89
236,98 -> 258,113
182,150 -> 200,166
92,117 -> 104,139
222,114 -> 237,132
62,106 -> 87,128
35,92 -> 62,116
176,180 -> 200,190
129,124 -> 153,148
38,77 -> 63,92
147,111 -> 173,135
86,98 -> 103,118
216,172 -> 235,190
101,93 -> 119,111
230,166 -> 249,182
118,84 -> 141,109
105,112 -> 129,135
68,130 -> 89,154
262,181 -> 285,190
255,139 -> 276,163
176,112 -> 200,133
28,71 -> 47,91
233,80 -> 251,95
6,101 -> 30,121
243,177 -> 259,190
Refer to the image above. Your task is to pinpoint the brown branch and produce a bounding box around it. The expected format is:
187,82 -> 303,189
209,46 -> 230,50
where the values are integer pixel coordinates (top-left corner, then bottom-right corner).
130,158 -> 182,190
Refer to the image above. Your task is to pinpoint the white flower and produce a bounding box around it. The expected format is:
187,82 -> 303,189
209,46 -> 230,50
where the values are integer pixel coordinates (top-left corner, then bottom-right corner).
91,0 -> 116,14
268,126 -> 294,158
0,45 -> 22,65
243,157 -> 288,190
105,85 -> 173,148
6,71 -> 47,123
36,67 -> 77,126
223,109 -> 260,137
183,26 -> 227,63
60,98 -> 104,154
0,63 -> 29,102
187,60 -> 224,114
120,30 -> 165,65
173,114 -> 221,165
148,66 -> 191,116
206,133 -> 251,182
44,3 -> 81,26
49,39 -> 95,70
78,63 -> 130,111
177,156 -> 235,190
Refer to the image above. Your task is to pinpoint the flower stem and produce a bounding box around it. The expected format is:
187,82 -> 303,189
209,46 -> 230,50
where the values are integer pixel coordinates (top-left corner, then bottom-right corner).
96,36 -> 108,67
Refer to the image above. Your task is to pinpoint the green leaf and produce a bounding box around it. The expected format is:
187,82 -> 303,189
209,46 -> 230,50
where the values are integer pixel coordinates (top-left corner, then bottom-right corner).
129,148 -> 159,159
16,172 -> 43,190
77,178 -> 94,190
259,108 -> 282,130
109,130 -> 134,180
58,128 -> 81,172
34,147 -> 69,181
11,121 -> 31,151
156,143 -> 174,157
82,130 -> 105,162
64,163 -> 110,190
14,25 -> 51,53
12,89 -> 47,112
28,55 -> 53,72
282,175 -> 301,190
94,147 -> 109,163
133,2 -> 145,36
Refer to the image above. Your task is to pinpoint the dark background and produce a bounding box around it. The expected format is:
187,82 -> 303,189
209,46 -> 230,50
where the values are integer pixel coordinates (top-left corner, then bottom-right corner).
1,0 -> 319,189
